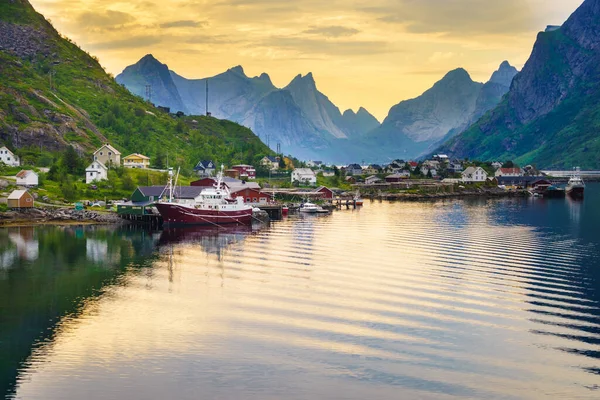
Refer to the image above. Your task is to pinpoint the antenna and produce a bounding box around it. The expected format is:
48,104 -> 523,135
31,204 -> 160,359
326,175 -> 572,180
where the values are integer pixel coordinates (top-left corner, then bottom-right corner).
277,142 -> 281,154
205,79 -> 209,116
145,84 -> 152,103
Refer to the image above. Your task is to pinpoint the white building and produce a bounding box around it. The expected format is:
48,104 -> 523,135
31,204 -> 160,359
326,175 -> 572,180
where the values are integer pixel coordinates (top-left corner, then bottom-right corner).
15,170 -> 38,187
86,161 -> 108,184
0,146 -> 20,166
291,168 -> 317,186
461,167 -> 488,183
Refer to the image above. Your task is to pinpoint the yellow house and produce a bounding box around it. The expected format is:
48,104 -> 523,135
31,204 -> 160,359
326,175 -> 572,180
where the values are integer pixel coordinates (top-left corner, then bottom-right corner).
123,153 -> 151,169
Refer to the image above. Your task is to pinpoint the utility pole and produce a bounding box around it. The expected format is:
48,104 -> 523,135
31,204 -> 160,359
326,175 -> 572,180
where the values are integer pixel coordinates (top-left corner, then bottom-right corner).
266,134 -> 270,150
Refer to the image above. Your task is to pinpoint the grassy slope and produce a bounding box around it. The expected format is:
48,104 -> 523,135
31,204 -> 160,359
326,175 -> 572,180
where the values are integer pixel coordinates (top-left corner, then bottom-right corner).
0,1 -> 272,170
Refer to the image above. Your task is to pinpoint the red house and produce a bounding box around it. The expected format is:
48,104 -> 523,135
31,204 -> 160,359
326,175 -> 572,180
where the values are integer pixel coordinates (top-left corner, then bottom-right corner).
230,188 -> 269,204
315,186 -> 334,199
231,164 -> 256,180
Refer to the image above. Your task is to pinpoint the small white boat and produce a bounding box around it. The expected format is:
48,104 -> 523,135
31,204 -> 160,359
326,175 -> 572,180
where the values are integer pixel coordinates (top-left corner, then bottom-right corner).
566,167 -> 585,198
353,190 -> 364,206
299,202 -> 320,213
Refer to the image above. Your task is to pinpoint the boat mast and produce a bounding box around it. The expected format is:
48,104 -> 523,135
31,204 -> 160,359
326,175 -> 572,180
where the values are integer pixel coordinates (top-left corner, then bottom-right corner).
168,167 -> 174,203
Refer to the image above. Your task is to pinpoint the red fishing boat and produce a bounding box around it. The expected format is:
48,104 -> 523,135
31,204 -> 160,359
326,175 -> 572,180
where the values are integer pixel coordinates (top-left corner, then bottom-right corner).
155,167 -> 254,226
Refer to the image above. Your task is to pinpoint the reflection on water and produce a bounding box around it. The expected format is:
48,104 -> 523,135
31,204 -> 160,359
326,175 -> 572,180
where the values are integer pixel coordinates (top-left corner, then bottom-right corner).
2,184 -> 600,399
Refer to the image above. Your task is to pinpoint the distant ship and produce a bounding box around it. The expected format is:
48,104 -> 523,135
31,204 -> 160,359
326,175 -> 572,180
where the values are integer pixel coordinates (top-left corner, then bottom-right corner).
155,166 -> 253,226
566,167 -> 585,199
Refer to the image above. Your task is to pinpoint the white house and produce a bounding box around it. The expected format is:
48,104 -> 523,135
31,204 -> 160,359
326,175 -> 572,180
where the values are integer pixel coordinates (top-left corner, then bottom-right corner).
495,167 -> 524,177
261,156 -> 280,171
15,170 -> 38,187
0,146 -> 19,166
491,162 -> 503,170
86,161 -> 108,184
461,167 -> 488,183
365,175 -> 382,185
93,144 -> 121,167
291,168 -> 317,186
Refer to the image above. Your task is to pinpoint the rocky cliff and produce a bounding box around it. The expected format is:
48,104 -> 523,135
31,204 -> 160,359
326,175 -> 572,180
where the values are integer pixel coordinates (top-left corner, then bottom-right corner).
436,0 -> 600,168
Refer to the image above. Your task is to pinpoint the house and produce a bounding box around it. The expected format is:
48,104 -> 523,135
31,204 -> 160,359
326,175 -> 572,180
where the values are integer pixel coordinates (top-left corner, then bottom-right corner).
194,160 -> 216,177
386,171 -> 410,182
261,156 -> 280,171
230,187 -> 269,204
422,168 -> 438,177
224,169 -> 239,179
495,167 -> 524,177
123,153 -> 151,169
491,162 -> 503,170
496,176 -> 548,189
321,170 -> 335,177
461,167 -> 488,183
365,175 -> 382,185
193,160 -> 215,177
15,170 -> 38,187
407,161 -> 419,171
448,160 -> 464,174
423,160 -> 440,170
385,162 -> 405,173
85,161 -> 108,184
346,163 -> 363,176
345,176 -> 356,184
7,190 -> 34,209
0,146 -> 19,166
433,154 -> 449,162
364,164 -> 382,175
292,168 -> 317,186
315,186 -> 334,199
93,144 -> 121,167
231,164 -> 256,180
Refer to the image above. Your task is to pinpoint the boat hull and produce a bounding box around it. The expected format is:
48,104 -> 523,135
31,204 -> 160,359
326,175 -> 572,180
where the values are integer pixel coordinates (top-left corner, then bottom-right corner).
155,203 -> 253,226
567,186 -> 585,198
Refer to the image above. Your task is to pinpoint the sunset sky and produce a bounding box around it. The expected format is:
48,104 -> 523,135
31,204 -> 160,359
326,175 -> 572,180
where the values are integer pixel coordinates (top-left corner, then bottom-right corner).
30,0 -> 583,120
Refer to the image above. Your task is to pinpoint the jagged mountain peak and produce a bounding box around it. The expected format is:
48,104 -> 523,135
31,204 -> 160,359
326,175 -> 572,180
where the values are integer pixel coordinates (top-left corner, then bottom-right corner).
227,65 -> 246,76
489,61 -> 518,87
288,72 -> 316,87
441,68 -> 473,82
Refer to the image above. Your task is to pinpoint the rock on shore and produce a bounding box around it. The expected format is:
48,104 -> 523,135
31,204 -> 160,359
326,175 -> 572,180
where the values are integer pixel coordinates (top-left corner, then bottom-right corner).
0,208 -> 125,225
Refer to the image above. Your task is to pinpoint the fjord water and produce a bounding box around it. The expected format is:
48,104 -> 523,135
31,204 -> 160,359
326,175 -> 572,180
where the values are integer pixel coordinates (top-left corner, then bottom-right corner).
2,186 -> 600,399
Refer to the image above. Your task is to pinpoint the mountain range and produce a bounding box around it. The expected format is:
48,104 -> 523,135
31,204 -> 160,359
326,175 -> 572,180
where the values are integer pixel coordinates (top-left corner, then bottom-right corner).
435,0 -> 600,169
117,57 -> 516,163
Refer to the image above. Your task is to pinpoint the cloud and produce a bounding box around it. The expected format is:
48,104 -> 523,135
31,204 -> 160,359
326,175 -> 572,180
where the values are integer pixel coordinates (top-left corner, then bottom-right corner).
303,26 -> 360,38
364,0 -> 536,35
160,20 -> 206,29
77,10 -> 135,28
261,36 -> 391,56
86,35 -> 163,50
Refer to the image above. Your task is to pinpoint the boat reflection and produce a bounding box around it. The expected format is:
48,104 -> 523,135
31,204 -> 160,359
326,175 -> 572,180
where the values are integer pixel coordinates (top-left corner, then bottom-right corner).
158,224 -> 259,258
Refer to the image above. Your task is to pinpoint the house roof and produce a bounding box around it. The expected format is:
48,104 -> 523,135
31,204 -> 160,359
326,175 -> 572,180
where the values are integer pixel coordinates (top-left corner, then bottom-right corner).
369,164 -> 382,169
86,161 -> 108,171
315,186 -> 332,192
387,172 -> 410,179
16,170 -> 35,178
8,190 -> 29,200
194,160 -> 215,170
124,153 -> 150,160
94,144 -> 121,155
498,168 -> 522,174
496,176 -> 546,184
409,161 -> 418,167
263,156 -> 278,162
462,166 -> 487,176
347,163 -> 362,169
0,146 -> 15,154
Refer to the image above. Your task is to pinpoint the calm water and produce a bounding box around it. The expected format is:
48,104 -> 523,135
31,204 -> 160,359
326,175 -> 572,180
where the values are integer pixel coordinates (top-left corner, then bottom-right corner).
2,185 -> 600,399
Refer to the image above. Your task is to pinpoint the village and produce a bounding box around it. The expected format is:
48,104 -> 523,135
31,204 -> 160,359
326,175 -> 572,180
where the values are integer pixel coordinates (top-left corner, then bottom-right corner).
0,142 -> 564,223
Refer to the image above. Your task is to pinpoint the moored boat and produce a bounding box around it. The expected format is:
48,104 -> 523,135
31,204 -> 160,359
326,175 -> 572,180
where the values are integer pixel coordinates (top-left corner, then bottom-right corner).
566,167 -> 585,199
155,166 -> 254,226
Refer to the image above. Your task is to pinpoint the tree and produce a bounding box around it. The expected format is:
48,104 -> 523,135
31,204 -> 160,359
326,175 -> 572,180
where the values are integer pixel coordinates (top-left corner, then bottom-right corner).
427,169 -> 433,179
279,156 -> 286,169
502,160 -> 515,168
61,146 -> 83,174
121,171 -> 135,191
154,148 -> 166,169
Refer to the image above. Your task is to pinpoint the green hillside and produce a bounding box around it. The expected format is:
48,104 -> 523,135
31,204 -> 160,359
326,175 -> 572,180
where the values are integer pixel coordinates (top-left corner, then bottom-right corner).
0,0 -> 272,170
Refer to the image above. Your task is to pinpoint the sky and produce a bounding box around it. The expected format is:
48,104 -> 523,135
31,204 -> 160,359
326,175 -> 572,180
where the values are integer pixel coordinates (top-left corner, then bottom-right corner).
30,0 -> 583,121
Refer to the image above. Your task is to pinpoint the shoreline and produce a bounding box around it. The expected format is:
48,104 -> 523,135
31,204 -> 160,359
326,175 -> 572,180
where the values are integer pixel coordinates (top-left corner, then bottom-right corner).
0,208 -> 126,228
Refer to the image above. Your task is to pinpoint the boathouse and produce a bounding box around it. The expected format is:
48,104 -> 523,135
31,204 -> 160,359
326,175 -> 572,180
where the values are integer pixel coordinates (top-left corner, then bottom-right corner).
230,187 -> 269,204
7,190 -> 34,209
315,186 -> 334,199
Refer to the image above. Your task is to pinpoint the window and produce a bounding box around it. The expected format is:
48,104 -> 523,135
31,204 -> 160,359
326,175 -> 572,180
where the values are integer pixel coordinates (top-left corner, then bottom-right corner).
100,152 -> 103,156
246,197 -> 250,202
253,197 -> 257,202
26,198 -> 32,202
